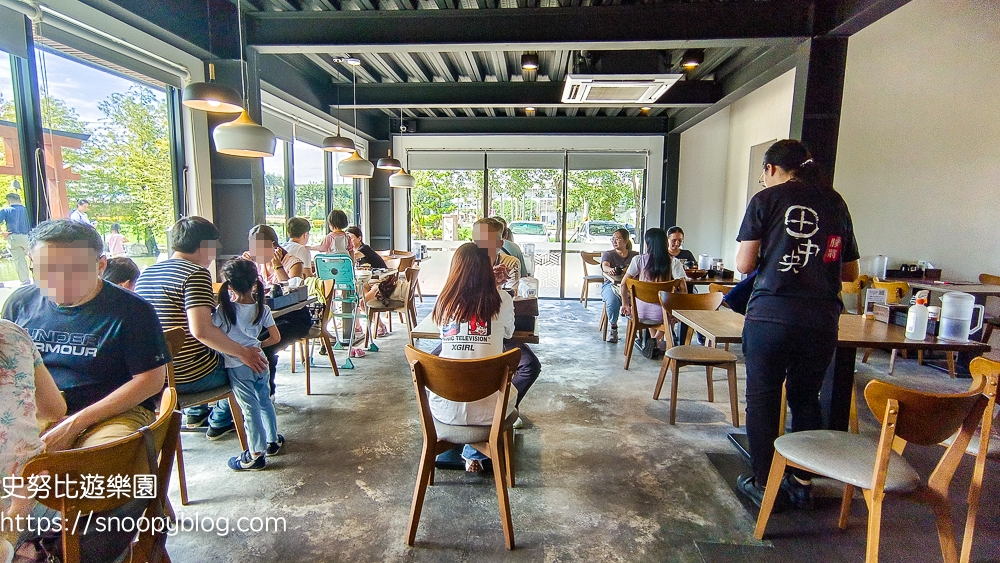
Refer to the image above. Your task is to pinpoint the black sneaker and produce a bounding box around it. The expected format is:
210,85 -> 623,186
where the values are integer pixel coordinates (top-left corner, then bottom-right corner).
266,435 -> 285,456
206,423 -> 236,441
737,474 -> 788,513
185,412 -> 209,429
781,473 -> 814,510
228,450 -> 265,471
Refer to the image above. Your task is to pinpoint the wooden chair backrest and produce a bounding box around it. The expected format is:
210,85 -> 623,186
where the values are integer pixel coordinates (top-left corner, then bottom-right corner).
212,281 -> 223,295
581,251 -> 602,269
970,356 -> 1000,447
864,378 -> 988,446
404,345 -> 520,404
658,291 -> 723,317
872,278 -> 909,304
163,327 -> 186,388
397,255 -> 416,271
980,273 -> 1000,286
404,267 -> 420,303
23,387 -> 179,519
625,278 -> 685,305
840,275 -> 872,314
707,283 -> 732,296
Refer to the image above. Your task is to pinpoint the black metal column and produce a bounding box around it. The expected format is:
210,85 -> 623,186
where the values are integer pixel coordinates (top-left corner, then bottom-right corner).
367,140 -> 393,251
789,37 -> 849,174
659,132 -> 680,230
9,21 -> 47,226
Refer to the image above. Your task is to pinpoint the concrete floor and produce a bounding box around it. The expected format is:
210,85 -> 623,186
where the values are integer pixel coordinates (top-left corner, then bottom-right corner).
165,300 -> 993,563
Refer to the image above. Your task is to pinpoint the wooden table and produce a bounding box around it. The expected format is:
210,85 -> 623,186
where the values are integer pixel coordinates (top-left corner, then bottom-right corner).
672,310 -> 991,431
686,276 -> 740,288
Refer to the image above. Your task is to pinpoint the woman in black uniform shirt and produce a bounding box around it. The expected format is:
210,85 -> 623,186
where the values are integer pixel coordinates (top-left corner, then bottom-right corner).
734,140 -> 860,510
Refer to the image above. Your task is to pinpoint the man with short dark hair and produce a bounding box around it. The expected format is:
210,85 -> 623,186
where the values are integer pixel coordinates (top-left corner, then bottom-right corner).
0,193 -> 31,283
284,217 -> 313,276
69,199 -> 92,225
135,216 -> 268,438
2,219 -> 169,451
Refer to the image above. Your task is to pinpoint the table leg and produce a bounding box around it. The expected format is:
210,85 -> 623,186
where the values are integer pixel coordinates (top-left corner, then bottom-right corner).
821,345 -> 857,431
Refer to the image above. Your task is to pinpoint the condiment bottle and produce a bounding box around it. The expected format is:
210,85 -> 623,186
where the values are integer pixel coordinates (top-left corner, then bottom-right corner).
905,297 -> 929,340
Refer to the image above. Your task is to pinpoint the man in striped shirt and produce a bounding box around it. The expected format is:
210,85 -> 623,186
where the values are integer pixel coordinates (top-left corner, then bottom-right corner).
135,216 -> 268,439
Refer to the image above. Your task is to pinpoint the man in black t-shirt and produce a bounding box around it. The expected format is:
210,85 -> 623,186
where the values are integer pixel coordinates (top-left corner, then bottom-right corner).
734,141 -> 860,511
2,220 -> 170,451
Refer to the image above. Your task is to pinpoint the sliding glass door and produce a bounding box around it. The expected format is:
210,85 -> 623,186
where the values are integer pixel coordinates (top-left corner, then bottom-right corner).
408,149 -> 647,299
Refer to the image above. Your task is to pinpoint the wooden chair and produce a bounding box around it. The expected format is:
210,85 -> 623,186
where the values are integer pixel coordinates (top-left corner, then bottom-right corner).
654,291 -> 739,427
163,327 -> 248,506
708,283 -> 733,297
841,274 -> 872,315
22,388 -> 180,563
754,375 -> 997,563
955,357 -> 999,563
621,278 -> 685,370
979,273 -> 1000,345
290,283 -> 339,394
367,267 -> 421,347
403,345 -> 522,549
579,251 -> 604,308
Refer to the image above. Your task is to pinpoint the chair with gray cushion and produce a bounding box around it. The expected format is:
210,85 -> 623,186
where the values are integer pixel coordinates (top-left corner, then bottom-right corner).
754,375 -> 997,563
654,290 -> 739,427
403,345 -> 521,550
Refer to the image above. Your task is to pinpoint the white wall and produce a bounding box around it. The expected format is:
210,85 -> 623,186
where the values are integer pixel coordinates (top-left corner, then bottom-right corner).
677,107 -> 730,261
676,70 -> 796,269
392,135 -> 664,250
834,0 -> 1000,281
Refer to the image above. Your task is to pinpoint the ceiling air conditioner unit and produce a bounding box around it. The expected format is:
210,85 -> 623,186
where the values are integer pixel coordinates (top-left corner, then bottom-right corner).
561,74 -> 683,104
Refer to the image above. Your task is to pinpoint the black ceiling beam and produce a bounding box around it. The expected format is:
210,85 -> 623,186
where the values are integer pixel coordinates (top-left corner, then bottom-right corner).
817,0 -> 912,36
246,0 -> 814,54
668,42 -> 801,135
338,80 -> 721,108
409,116 -> 669,135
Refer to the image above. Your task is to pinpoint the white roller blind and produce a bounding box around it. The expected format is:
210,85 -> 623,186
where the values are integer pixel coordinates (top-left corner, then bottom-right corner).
567,152 -> 647,170
407,150 -> 485,170
486,151 -> 564,169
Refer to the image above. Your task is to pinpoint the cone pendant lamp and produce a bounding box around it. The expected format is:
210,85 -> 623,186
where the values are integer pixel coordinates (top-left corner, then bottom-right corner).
183,63 -> 243,113
338,62 -> 374,179
377,149 -> 402,171
209,0 -> 275,158
389,167 -> 415,188
214,110 -> 277,157
323,85 -> 356,153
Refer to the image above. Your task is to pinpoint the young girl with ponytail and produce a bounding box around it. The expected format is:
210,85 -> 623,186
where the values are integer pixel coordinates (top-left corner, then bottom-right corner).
213,259 -> 284,471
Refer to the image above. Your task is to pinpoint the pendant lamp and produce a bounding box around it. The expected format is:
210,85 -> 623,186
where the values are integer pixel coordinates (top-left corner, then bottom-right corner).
388,108 -> 413,188
323,84 -> 355,153
183,63 -> 243,113
376,149 -> 402,171
389,167 -> 415,189
338,62 -> 374,179
211,0 -> 276,158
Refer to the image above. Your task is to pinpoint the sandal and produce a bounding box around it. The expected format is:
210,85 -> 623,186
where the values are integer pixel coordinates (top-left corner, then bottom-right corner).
376,324 -> 388,337
349,348 -> 366,358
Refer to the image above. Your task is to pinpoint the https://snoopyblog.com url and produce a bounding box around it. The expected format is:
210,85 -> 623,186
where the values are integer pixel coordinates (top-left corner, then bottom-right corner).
0,512 -> 287,538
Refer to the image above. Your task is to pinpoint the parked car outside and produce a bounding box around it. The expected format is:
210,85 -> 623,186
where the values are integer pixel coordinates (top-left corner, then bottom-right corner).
508,220 -> 549,244
575,220 -> 622,245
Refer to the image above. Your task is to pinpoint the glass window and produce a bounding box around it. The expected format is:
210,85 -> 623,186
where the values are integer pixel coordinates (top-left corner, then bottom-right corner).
33,47 -> 174,271
293,139 -> 326,242
0,51 -> 22,197
330,151 -> 354,226
264,142 -> 286,239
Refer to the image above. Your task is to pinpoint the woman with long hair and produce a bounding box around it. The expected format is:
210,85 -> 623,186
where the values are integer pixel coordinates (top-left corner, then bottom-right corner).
600,227 -> 638,343
734,139 -> 859,510
620,227 -> 687,356
430,242 -> 515,473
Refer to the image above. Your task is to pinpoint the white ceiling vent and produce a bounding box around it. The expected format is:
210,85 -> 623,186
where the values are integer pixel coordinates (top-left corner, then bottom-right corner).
561,74 -> 683,104
562,74 -> 683,105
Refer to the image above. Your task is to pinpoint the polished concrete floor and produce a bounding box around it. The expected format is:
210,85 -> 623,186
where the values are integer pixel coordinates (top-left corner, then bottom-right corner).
166,300 -> 997,563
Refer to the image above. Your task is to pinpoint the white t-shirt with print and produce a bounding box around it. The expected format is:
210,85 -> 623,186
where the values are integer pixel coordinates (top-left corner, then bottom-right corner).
430,290 -> 516,425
